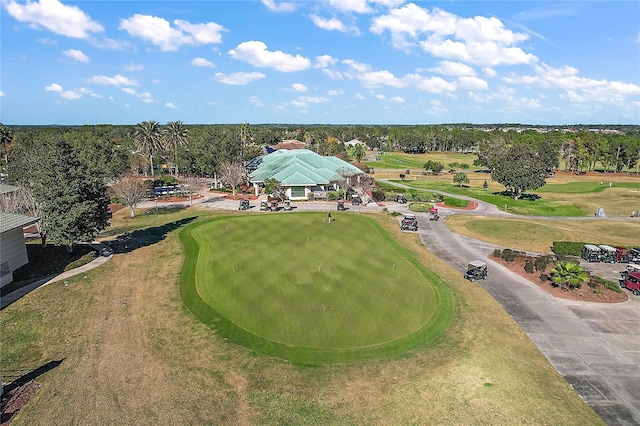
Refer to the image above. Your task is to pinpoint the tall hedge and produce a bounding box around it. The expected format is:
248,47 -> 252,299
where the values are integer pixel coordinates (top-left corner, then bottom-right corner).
552,241 -> 588,256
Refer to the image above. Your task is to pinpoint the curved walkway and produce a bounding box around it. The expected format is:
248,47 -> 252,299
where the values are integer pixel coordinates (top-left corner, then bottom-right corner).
0,242 -> 113,310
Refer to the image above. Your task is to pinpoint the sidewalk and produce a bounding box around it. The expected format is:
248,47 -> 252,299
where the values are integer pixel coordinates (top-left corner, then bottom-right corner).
0,242 -> 113,310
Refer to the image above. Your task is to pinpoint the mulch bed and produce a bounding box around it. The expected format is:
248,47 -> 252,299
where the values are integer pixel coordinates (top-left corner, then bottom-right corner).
436,201 -> 478,210
490,255 -> 628,303
1,381 -> 41,425
156,194 -> 204,203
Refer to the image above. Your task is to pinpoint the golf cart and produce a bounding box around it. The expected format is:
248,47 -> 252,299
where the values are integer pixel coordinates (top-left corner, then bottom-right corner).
283,200 -> 292,211
464,260 -> 488,282
395,194 -> 407,204
581,244 -> 601,262
270,201 -> 279,212
337,201 -> 346,211
238,199 -> 250,210
621,271 -> 640,296
260,201 -> 269,211
429,207 -> 439,221
631,248 -> 640,263
400,214 -> 418,231
352,194 -> 362,206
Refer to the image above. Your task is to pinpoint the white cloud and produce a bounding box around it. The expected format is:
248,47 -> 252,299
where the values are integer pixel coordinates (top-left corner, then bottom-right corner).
0,91 -> 4,97
228,41 -> 310,72
291,83 -> 307,92
214,71 -> 266,85
427,99 -> 448,114
121,87 -> 154,103
5,0 -> 104,39
124,63 -> 144,72
406,74 -> 457,93
328,89 -> 345,96
311,15 -> 349,33
249,96 -> 264,107
430,61 -> 475,76
62,48 -> 89,63
60,90 -> 81,100
483,67 -> 497,78
468,86 -> 543,110
374,93 -> 386,100
88,74 -> 138,86
457,76 -> 488,90
261,0 -> 297,13
165,102 -> 177,108
297,96 -> 329,103
45,83 -> 63,92
371,4 -> 537,66
315,55 -> 338,69
192,57 -> 216,68
119,14 -> 227,51
503,62 -> 640,105
328,0 -> 371,14
359,70 -> 405,88
355,93 -> 365,100
391,96 -> 405,103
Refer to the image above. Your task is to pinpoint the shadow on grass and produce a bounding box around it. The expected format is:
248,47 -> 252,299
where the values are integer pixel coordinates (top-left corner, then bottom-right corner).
105,216 -> 197,254
0,359 -> 64,393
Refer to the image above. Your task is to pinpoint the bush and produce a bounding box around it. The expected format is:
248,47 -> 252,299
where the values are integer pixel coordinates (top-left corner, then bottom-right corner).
409,202 -> 432,213
370,189 -> 385,202
327,190 -> 343,201
552,241 -> 588,256
493,249 -> 502,258
524,259 -> 534,273
589,275 -> 622,293
540,273 -> 549,282
501,249 -> 515,262
535,256 -> 549,272
443,197 -> 468,208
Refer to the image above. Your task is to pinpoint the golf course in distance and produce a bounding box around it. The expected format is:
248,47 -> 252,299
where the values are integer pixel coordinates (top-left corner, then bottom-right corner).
180,212 -> 454,364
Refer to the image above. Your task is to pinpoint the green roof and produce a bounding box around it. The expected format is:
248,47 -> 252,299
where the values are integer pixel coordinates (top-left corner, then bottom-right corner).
249,149 -> 363,185
0,212 -> 39,234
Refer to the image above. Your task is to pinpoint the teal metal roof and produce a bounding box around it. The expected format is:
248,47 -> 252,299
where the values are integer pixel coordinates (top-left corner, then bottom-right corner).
0,212 -> 39,234
249,149 -> 363,185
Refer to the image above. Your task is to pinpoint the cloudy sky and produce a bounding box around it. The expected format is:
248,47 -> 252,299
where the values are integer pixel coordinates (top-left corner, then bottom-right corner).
2,0 -> 639,125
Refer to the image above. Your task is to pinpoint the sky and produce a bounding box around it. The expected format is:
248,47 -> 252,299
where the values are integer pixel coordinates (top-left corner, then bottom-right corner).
1,0 -> 639,126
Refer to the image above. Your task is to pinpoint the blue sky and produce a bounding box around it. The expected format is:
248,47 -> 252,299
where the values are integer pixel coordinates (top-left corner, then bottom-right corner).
2,0 -> 639,125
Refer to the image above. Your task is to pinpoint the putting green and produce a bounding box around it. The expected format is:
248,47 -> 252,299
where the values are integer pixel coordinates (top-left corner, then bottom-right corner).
180,212 -> 454,364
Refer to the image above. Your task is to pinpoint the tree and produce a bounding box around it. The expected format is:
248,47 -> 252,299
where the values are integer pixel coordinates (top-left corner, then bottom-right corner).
219,161 -> 247,198
111,175 -> 150,217
164,121 -> 189,176
264,178 -> 284,199
550,261 -> 589,290
491,145 -> 547,199
0,122 -> 13,168
423,160 -> 444,175
350,143 -> 366,162
133,121 -> 163,177
453,172 -> 469,187
9,138 -> 110,252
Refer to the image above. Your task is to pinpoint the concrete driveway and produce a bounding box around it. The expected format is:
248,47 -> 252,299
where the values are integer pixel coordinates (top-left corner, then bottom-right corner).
413,213 -> 640,426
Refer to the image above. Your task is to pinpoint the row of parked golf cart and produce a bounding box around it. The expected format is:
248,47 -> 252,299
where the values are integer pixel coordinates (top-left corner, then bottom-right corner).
581,245 -> 640,264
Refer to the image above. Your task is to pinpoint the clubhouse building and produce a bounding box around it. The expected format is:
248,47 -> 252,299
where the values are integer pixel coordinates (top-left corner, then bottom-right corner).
249,149 -> 364,200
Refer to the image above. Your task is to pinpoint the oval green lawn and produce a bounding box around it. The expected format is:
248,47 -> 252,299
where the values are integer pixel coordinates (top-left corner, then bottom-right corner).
180,212 -> 454,364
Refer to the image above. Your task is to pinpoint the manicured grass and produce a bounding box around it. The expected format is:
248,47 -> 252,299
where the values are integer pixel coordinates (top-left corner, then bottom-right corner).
537,181 -> 640,194
180,212 -> 454,364
445,216 -> 640,253
0,207 -> 603,425
366,152 -> 477,170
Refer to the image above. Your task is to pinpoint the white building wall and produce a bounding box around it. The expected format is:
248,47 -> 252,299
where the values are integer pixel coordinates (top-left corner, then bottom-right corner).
0,227 -> 29,276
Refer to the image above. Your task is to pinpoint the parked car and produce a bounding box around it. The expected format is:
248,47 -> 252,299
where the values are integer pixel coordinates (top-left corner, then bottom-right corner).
238,199 -> 250,210
464,260 -> 488,282
400,214 -> 418,231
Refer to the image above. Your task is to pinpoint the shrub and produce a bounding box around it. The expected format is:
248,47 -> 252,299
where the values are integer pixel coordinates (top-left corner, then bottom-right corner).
443,197 -> 468,208
524,259 -> 534,273
535,256 -> 549,272
327,190 -> 343,201
493,249 -> 502,258
501,248 -> 515,262
589,275 -> 622,293
552,241 -> 588,256
370,189 -> 385,201
409,202 -> 432,213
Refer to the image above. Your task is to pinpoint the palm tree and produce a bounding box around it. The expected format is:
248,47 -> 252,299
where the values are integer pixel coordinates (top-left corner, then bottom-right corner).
133,120 -> 163,177
164,121 -> 189,176
351,143 -> 366,162
550,261 -> 589,290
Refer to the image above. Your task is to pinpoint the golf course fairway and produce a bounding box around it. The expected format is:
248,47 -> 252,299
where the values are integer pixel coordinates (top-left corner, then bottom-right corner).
180,212 -> 454,364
